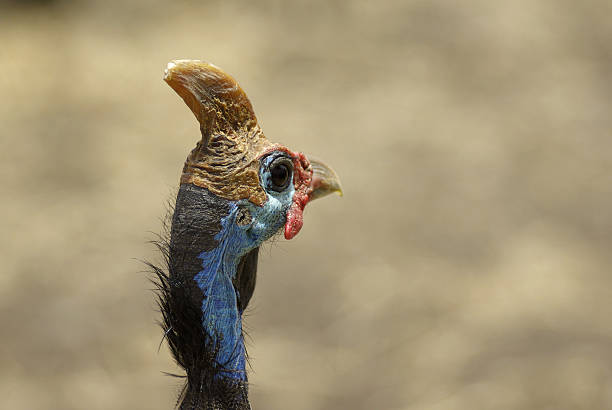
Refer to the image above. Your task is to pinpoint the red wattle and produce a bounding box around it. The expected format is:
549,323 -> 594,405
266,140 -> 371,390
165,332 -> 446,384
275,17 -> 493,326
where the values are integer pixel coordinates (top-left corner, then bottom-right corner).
283,151 -> 313,240
284,203 -> 304,240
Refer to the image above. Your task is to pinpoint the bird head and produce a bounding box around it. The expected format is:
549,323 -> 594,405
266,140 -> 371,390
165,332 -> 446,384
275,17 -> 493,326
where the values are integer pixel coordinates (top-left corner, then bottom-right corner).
164,60 -> 342,243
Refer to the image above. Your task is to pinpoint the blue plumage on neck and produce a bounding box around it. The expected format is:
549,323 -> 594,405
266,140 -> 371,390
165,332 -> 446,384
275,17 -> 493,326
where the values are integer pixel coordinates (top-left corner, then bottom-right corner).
194,202 -> 251,380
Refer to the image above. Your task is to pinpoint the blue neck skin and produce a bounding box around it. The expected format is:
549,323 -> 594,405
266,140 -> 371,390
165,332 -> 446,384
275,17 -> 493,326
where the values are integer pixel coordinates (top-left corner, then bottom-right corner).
194,202 -> 250,380
193,174 -> 294,380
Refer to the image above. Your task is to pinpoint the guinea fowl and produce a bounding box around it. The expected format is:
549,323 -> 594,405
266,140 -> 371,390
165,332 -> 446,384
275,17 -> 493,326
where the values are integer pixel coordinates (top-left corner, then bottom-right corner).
152,60 -> 342,409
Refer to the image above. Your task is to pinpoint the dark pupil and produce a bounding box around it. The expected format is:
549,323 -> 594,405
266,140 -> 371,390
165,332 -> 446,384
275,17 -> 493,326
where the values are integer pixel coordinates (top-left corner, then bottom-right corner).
270,163 -> 290,189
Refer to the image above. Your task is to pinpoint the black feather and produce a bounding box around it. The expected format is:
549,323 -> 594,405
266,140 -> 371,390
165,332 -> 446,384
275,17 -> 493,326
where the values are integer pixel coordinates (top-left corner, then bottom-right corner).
148,185 -> 259,409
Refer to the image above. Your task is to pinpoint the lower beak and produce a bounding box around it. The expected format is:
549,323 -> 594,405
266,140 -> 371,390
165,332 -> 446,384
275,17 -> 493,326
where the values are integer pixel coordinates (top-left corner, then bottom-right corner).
308,157 -> 343,201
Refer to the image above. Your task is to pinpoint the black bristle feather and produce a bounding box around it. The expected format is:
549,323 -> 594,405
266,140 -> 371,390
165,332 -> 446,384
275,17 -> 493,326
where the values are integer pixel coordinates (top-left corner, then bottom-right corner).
147,185 -> 259,409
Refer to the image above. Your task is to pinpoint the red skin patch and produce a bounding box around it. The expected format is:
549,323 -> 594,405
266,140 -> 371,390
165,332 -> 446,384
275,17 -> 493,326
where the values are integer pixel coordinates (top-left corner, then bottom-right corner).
258,146 -> 314,240
284,151 -> 313,240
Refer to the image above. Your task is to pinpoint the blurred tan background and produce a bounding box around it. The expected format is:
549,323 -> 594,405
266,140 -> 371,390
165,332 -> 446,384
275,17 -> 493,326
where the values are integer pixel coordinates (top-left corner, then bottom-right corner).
2,0 -> 612,409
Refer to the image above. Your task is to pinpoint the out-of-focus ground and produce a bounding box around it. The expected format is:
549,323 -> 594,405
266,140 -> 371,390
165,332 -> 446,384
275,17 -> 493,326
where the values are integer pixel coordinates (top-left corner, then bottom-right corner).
2,0 -> 612,409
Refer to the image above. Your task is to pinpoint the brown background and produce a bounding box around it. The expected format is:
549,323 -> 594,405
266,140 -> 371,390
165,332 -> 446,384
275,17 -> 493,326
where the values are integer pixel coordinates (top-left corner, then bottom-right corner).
2,1 -> 612,409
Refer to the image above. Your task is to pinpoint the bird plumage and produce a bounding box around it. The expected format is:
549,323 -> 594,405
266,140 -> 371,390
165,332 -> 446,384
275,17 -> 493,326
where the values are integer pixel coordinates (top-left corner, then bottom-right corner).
152,60 -> 342,409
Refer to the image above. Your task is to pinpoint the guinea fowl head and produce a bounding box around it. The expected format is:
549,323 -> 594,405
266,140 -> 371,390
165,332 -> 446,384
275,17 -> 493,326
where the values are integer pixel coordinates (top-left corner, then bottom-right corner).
156,60 -> 341,409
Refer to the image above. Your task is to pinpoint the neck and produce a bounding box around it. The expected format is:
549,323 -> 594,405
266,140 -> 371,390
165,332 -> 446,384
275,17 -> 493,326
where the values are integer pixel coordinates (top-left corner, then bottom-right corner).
159,184 -> 257,409
194,203 -> 249,380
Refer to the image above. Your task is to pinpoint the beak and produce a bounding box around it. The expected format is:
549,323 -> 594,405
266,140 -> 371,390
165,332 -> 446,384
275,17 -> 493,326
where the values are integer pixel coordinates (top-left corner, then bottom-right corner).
308,157 -> 343,201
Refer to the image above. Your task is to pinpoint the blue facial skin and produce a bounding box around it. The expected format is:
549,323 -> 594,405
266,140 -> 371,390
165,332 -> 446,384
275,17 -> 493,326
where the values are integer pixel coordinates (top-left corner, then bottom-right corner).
194,152 -> 295,380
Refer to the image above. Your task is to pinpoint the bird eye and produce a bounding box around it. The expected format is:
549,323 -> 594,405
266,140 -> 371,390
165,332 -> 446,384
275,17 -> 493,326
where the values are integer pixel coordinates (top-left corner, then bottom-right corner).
267,157 -> 293,192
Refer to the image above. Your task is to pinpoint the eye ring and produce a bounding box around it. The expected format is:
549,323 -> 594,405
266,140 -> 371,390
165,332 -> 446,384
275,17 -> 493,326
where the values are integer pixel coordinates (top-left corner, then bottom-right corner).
267,156 -> 293,192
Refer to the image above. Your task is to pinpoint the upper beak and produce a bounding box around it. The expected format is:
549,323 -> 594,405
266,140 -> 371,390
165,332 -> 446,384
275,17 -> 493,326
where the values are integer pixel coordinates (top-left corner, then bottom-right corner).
308,158 -> 343,201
